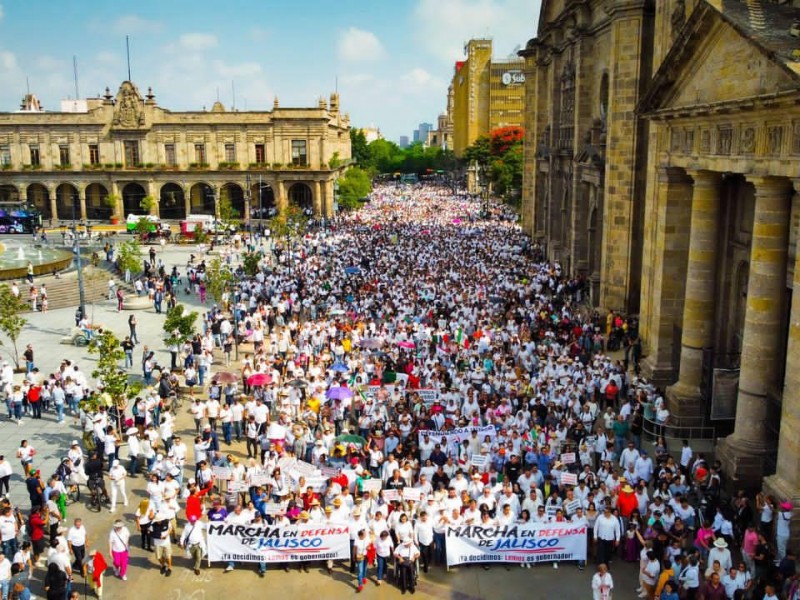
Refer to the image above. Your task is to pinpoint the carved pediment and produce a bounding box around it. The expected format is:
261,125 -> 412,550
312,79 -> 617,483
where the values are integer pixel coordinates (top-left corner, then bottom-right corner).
640,3 -> 800,117
112,81 -> 146,130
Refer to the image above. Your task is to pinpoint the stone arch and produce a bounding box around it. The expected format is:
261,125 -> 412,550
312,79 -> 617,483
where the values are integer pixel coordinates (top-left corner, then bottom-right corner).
122,182 -> 147,216
27,183 -> 51,219
85,183 -> 110,220
288,182 -> 313,215
0,184 -> 20,203
189,182 -> 215,215
160,182 -> 186,220
56,183 -> 79,220
220,182 -> 245,220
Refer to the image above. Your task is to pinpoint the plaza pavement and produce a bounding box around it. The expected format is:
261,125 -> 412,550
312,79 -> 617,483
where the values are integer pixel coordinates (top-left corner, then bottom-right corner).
0,239 -> 641,599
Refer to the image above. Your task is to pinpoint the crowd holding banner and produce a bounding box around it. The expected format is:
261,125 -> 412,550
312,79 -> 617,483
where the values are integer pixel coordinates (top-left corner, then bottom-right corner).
445,523 -> 588,566
207,523 -> 350,563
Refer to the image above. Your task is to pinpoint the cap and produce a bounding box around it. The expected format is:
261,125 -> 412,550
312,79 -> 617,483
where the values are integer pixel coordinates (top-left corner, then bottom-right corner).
71,440 -> 79,446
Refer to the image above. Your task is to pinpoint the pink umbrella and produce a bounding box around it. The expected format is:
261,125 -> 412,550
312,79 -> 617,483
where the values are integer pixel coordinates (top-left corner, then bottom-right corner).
246,373 -> 273,386
397,341 -> 416,349
452,218 -> 462,224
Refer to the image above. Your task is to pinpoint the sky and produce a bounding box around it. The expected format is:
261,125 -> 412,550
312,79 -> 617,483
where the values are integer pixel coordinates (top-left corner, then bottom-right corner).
0,0 -> 541,142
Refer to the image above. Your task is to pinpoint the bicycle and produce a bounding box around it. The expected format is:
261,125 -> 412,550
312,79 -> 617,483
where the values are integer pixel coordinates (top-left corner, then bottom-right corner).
86,477 -> 108,512
65,472 -> 82,505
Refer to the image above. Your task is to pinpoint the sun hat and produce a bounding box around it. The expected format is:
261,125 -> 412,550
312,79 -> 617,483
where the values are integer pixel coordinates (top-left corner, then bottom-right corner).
780,501 -> 793,511
713,538 -> 728,549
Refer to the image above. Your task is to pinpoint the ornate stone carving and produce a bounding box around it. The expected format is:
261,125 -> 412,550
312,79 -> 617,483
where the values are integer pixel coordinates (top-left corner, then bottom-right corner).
767,126 -> 784,155
792,121 -> 800,155
112,81 -> 145,129
700,130 -> 711,154
740,127 -> 756,154
717,127 -> 732,155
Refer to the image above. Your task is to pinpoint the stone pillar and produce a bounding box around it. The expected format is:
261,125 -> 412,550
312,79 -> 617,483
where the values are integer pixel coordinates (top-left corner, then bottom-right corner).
323,179 -> 334,218
664,170 -> 722,413
182,184 -> 191,218
763,179 -> 800,549
640,167 -> 694,386
49,193 -> 58,223
79,189 -> 88,221
312,180 -> 322,217
275,180 -> 287,213
719,176 -> 793,487
147,181 -> 159,217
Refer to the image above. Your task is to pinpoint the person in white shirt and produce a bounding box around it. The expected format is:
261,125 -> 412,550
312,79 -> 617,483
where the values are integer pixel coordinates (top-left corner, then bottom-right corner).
109,460 -> 128,512
594,506 -> 621,566
591,563 -> 614,600
108,519 -> 131,581
706,537 -> 733,576
353,528 -> 369,592
179,515 -> 206,575
374,530 -> 394,585
415,511 -> 434,573
394,537 -> 420,594
66,518 -> 87,574
619,442 -> 640,471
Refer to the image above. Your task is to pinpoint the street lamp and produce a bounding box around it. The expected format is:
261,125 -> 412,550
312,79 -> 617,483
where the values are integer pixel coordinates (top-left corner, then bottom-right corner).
71,195 -> 86,318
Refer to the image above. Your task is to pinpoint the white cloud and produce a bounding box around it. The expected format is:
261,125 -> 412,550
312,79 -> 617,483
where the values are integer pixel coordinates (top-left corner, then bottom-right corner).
113,14 -> 163,35
413,0 -> 540,64
337,27 -> 386,62
0,50 -> 16,71
249,27 -> 269,42
177,33 -> 218,51
401,67 -> 443,91
211,59 -> 262,78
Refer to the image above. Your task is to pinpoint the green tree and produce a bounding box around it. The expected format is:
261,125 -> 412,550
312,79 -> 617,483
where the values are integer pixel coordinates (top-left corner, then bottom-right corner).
0,285 -> 28,368
337,167 -> 372,211
270,204 -> 307,239
218,188 -> 240,229
350,129 -> 370,167
205,256 -> 234,305
463,135 -> 491,169
366,139 -> 403,174
163,304 -> 199,349
87,330 -> 142,423
242,252 -> 261,277
116,239 -> 143,276
139,195 -> 157,214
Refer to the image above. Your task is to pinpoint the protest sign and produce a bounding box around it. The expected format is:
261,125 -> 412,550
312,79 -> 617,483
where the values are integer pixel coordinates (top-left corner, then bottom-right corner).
361,479 -> 382,493
207,523 -> 351,564
560,473 -> 578,486
560,452 -> 576,465
445,523 -> 587,566
382,489 -> 401,502
418,425 -> 496,456
293,460 -> 317,477
471,454 -> 489,468
212,466 -> 231,481
402,488 -> 424,503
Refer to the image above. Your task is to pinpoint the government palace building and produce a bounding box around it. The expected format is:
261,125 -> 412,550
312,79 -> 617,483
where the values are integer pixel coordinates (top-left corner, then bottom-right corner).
0,80 -> 351,223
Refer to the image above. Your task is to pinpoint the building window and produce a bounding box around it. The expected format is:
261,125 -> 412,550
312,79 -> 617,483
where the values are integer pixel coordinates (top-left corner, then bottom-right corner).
29,145 -> 40,166
255,143 -> 266,164
164,143 -> 176,167
194,143 -> 206,164
0,146 -> 10,166
224,143 -> 236,163
291,140 -> 307,166
88,144 -> 100,165
59,145 -> 71,166
123,140 -> 140,167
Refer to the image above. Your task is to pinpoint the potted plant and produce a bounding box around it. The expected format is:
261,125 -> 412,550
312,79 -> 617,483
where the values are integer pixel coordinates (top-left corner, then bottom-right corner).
105,193 -> 122,224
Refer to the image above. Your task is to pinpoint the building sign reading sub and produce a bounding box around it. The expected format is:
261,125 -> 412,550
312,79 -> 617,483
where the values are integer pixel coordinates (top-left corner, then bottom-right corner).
501,72 -> 526,86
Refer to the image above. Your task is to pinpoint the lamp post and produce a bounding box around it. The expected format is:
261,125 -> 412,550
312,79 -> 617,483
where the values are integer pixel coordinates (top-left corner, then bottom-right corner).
71,195 -> 86,317
245,173 -> 252,233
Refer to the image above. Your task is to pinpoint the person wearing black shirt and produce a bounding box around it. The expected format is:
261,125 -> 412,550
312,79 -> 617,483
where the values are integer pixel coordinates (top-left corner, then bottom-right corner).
429,445 -> 447,467
431,466 -> 450,490
84,452 -> 108,501
121,337 -> 134,369
504,454 -> 522,484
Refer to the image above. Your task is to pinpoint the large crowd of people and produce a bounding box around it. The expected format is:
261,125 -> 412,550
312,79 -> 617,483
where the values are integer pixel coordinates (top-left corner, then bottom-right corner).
0,182 -> 795,600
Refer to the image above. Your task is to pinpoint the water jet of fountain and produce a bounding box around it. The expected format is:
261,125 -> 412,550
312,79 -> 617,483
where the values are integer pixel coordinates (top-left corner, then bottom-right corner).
16,247 -> 24,260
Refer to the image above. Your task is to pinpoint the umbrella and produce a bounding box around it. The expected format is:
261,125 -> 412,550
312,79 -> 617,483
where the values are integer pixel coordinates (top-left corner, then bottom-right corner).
330,308 -> 346,316
359,338 -> 383,349
397,341 -> 416,349
452,218 -> 462,224
247,373 -> 273,386
330,362 -> 349,373
371,351 -> 391,360
489,295 -> 505,304
213,371 -> 238,384
286,379 -> 309,388
335,433 -> 368,447
326,387 -> 354,400
344,266 -> 361,275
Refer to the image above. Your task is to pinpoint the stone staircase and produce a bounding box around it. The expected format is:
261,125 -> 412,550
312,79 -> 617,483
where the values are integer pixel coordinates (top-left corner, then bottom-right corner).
28,263 -> 138,312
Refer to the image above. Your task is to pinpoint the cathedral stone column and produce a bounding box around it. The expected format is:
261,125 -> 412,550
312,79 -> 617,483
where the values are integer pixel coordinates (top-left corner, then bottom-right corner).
275,180 -> 288,213
641,167 -> 693,385
719,176 -> 793,486
763,179 -> 800,549
665,170 -> 721,416
312,180 -> 322,217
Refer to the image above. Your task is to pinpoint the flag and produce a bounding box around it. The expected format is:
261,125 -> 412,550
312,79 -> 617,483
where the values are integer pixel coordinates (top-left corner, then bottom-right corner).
456,327 -> 463,346
92,551 -> 108,589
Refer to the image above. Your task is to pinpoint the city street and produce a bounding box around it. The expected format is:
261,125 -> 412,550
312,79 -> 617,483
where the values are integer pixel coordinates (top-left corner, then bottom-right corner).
0,238 -> 643,600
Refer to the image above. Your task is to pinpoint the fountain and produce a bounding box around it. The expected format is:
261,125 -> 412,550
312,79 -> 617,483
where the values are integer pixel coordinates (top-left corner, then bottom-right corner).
0,241 -> 73,280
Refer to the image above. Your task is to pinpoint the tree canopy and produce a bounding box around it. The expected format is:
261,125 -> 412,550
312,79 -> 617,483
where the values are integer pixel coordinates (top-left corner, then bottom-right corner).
464,126 -> 524,200
337,167 -> 372,211
350,129 -> 455,176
